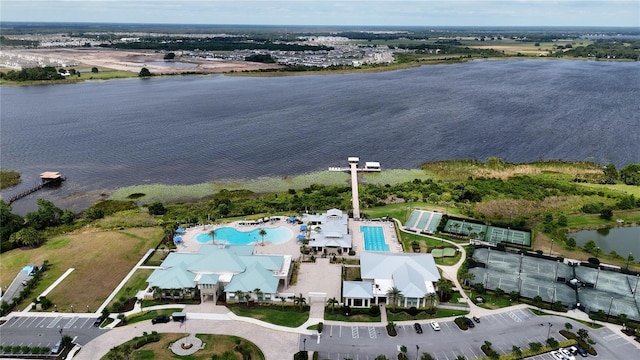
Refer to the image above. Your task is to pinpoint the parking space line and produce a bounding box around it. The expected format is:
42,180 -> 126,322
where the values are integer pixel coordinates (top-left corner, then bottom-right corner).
36,317 -> 48,328
25,317 -> 38,327
47,317 -> 62,328
15,317 -> 29,327
65,317 -> 79,328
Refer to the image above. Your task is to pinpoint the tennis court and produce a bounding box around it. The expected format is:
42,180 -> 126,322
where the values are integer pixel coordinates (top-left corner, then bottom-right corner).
444,219 -> 486,236
470,247 -> 640,320
485,226 -> 531,246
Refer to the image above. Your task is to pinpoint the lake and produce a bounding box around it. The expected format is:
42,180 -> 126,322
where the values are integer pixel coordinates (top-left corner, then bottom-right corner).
1,59 -> 639,213
569,226 -> 640,258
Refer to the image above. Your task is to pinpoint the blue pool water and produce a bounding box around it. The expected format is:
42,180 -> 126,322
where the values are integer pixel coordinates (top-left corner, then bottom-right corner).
195,227 -> 293,245
361,226 -> 389,251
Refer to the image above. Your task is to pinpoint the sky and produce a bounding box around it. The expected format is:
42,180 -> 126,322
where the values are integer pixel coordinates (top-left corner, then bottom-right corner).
1,0 -> 639,28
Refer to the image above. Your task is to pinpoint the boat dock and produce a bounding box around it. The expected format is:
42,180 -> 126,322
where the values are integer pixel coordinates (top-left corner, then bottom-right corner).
5,172 -> 66,205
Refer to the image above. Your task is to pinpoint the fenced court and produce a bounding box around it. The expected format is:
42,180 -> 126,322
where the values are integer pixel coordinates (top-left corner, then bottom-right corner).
444,219 -> 486,236
404,210 -> 442,234
579,287 -> 640,320
470,247 -> 640,320
485,226 -> 531,246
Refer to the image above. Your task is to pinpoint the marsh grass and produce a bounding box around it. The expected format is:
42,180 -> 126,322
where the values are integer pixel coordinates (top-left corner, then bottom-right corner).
0,170 -> 21,190
110,169 -> 432,204
422,160 -> 602,181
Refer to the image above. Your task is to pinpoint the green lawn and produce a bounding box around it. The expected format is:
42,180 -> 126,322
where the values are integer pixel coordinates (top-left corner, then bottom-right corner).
226,304 -> 309,327
386,308 -> 468,321
323,308 -> 381,322
125,308 -> 184,325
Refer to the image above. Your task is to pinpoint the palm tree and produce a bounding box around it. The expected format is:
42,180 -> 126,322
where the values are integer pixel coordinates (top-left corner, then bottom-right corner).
327,297 -> 339,313
436,279 -> 452,302
424,292 -> 439,308
258,229 -> 267,246
234,290 -> 244,304
279,296 -> 287,310
293,293 -> 307,312
253,288 -> 263,302
208,229 -> 216,244
460,270 -> 476,287
386,287 -> 403,308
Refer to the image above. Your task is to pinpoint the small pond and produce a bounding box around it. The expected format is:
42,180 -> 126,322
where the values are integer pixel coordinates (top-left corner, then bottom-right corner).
568,226 -> 640,256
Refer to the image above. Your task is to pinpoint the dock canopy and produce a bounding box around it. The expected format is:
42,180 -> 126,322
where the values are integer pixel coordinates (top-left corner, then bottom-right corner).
40,171 -> 63,180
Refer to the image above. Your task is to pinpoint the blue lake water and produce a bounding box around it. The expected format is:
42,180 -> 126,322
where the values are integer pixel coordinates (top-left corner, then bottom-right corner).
568,226 -> 640,256
195,226 -> 293,245
1,59 -> 639,213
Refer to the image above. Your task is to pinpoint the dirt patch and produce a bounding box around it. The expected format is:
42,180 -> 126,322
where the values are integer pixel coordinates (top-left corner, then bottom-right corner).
4,48 -> 284,74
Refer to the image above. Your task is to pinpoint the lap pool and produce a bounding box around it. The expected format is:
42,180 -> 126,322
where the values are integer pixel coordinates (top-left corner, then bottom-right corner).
195,227 -> 293,245
361,226 -> 389,251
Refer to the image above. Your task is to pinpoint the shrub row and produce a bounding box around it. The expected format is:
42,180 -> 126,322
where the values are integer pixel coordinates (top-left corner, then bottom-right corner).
0,260 -> 50,316
0,345 -> 50,354
559,330 -> 597,356
131,331 -> 160,349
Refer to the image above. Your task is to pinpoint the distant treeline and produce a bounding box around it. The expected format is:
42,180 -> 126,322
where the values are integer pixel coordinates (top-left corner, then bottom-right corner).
558,39 -> 640,60
105,37 -> 333,52
392,42 -> 506,56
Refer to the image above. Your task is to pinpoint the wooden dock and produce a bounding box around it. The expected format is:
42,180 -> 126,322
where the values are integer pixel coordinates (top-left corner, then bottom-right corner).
6,172 -> 66,205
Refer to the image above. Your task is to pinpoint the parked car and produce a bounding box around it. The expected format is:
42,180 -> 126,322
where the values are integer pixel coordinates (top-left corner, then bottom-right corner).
465,317 -> 475,328
472,316 -> 480,323
51,341 -> 61,354
550,350 -> 565,360
569,345 -> 589,357
430,321 -> 441,331
559,347 -> 576,360
152,315 -> 171,324
414,322 -> 423,334
93,316 -> 104,327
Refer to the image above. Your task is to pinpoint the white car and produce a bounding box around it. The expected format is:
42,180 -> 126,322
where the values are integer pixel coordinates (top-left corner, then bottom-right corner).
550,350 -> 565,360
430,321 -> 441,331
559,347 -> 576,360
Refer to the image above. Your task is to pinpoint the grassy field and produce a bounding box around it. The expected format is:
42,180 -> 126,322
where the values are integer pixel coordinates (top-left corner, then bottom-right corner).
226,304 -> 309,327
0,170 -> 21,190
107,269 -> 153,309
0,227 -> 162,311
110,333 -> 264,360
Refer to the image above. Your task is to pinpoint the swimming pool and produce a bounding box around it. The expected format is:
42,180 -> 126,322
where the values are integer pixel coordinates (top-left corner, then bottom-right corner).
361,226 -> 389,251
195,227 -> 293,245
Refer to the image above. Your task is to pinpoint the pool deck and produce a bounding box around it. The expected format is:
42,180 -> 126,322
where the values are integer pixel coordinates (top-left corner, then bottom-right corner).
178,218 -> 402,256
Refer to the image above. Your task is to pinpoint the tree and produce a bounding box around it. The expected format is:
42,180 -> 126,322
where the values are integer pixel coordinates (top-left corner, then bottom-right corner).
91,67 -> 99,73
279,296 -> 286,309
599,208 -> 613,220
420,353 -> 435,360
375,356 -> 389,360
566,237 -> 576,249
253,288 -> 263,302
121,343 -> 131,360
259,228 -> 267,246
148,202 -> 166,215
163,52 -> 176,60
546,337 -> 559,349
209,229 -> 216,244
424,292 -> 439,308
138,67 -> 152,77
25,199 -> 63,230
436,279 -> 452,302
603,163 -> 618,184
619,164 -> 640,185
508,291 -> 520,302
293,293 -> 306,312
460,270 -> 475,286
529,342 -> 543,351
512,345 -> 522,357
386,287 -> 403,308
577,328 -> 590,342
327,297 -> 339,313
9,227 -> 41,247
234,290 -> 244,304
564,322 -> 573,331
0,201 -> 24,245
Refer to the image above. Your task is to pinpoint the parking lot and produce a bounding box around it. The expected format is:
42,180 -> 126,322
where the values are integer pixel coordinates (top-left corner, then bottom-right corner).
300,308 -> 639,359
0,315 -> 106,351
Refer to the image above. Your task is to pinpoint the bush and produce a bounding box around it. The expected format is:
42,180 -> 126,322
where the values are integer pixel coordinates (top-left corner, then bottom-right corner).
386,321 -> 397,336
348,249 -> 356,256
317,322 -> 323,334
454,317 -> 468,330
369,305 -> 381,316
408,306 -> 419,316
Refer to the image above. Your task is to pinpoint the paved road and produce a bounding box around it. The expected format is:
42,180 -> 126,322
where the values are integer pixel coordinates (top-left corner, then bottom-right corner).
302,308 -> 639,359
